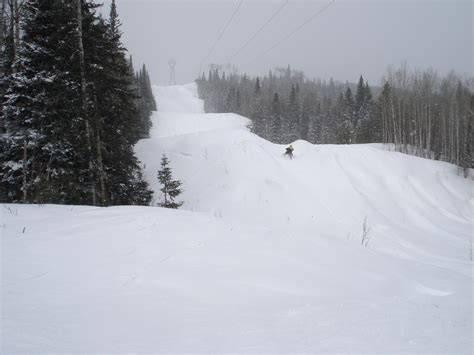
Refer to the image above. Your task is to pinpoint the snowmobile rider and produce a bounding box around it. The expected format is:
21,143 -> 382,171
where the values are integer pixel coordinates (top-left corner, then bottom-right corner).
284,144 -> 294,159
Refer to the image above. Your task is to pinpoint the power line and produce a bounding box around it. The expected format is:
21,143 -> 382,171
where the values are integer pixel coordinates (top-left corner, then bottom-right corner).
199,0 -> 244,74
244,0 -> 335,67
224,0 -> 289,63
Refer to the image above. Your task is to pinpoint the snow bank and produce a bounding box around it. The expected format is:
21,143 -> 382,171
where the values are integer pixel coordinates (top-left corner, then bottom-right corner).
2,203 -> 472,352
2,82 -> 472,353
136,83 -> 473,263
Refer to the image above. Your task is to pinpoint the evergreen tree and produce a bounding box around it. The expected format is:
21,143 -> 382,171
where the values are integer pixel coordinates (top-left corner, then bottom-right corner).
0,0 -> 153,205
308,101 -> 322,143
344,87 -> 355,124
300,94 -> 312,141
133,64 -> 154,138
355,81 -> 378,143
269,92 -> 282,142
93,0 -> 153,205
157,154 -> 183,209
225,86 -> 235,112
355,75 -> 365,115
1,0 -> 86,203
286,84 -> 300,142
235,89 -> 241,113
336,91 -> 354,144
139,63 -> 157,112
251,77 -> 265,137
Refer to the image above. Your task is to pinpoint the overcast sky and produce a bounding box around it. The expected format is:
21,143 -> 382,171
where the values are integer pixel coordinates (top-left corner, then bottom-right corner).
101,0 -> 472,86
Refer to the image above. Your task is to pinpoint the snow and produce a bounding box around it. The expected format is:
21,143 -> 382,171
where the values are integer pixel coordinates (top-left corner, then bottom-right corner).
1,83 -> 473,353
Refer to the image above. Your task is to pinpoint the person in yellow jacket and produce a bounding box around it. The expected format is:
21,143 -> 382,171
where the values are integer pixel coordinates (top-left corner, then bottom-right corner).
284,144 -> 294,159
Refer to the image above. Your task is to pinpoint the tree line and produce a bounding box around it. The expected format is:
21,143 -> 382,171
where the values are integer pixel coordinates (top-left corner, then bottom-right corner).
0,0 -> 157,205
197,64 -> 472,177
197,66 -> 380,146
379,65 -> 472,177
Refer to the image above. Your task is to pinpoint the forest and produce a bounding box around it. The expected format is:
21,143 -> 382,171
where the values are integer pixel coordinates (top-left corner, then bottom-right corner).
197,64 -> 473,177
0,0 -> 156,205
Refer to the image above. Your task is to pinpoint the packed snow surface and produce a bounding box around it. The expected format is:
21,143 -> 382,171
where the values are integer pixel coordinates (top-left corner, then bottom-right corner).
2,83 -> 473,353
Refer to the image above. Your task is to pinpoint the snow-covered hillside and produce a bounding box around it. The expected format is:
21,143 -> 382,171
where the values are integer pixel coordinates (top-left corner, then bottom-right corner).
136,84 -> 472,262
2,83 -> 472,353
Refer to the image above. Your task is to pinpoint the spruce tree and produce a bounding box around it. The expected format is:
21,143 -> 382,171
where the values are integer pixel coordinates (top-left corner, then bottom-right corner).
235,89 -> 241,113
1,0 -> 87,203
0,0 -> 153,205
336,91 -> 354,144
140,63 -> 157,112
286,84 -> 300,142
308,101 -> 322,144
355,75 -> 366,115
300,94 -> 312,141
355,81 -> 378,143
251,77 -> 265,137
269,92 -> 282,143
95,0 -> 153,205
225,86 -> 235,112
157,154 -> 183,209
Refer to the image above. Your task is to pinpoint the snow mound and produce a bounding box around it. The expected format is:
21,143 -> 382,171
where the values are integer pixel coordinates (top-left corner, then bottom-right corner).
2,83 -> 472,353
136,83 -> 473,263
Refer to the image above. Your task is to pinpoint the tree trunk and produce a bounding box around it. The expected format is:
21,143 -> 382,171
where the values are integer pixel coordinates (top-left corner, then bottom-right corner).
0,0 -> 5,63
75,0 -> 96,205
8,0 -> 14,68
0,0 -> 5,133
94,107 -> 106,205
22,136 -> 27,202
14,0 -> 18,46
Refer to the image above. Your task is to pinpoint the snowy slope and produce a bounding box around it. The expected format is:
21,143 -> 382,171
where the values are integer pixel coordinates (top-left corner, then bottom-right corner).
136,83 -> 472,263
2,83 -> 473,353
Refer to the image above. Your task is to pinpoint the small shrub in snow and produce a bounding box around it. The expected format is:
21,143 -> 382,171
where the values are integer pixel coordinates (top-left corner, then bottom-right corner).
157,154 -> 183,209
361,216 -> 371,247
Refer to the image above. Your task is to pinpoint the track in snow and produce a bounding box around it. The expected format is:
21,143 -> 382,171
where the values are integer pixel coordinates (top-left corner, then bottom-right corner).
2,83 -> 472,353
136,83 -> 473,263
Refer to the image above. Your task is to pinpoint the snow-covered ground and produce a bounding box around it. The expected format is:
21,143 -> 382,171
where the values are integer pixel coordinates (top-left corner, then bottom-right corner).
1,83 -> 473,353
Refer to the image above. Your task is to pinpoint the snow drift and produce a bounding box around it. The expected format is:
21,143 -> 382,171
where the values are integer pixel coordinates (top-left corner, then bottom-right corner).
1,83 -> 472,353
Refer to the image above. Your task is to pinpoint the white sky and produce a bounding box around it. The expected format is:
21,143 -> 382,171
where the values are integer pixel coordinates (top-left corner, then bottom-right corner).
101,0 -> 473,86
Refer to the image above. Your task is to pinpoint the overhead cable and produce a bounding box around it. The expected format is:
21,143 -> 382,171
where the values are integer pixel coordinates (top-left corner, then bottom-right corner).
199,0 -> 244,73
225,0 -> 289,63
245,0 -> 335,66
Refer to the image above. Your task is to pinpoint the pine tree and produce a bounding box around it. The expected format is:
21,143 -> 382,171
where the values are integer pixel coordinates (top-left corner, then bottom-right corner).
140,63 -> 157,112
251,77 -> 265,137
1,0 -> 86,203
355,81 -> 378,143
336,91 -> 354,144
286,84 -> 300,142
94,0 -> 153,205
235,89 -> 241,113
355,75 -> 365,115
269,92 -> 282,142
225,86 -> 235,112
3,0 -> 16,78
157,154 -> 183,209
0,0 -> 153,205
344,87 -> 355,124
300,94 -> 312,141
308,101 -> 322,143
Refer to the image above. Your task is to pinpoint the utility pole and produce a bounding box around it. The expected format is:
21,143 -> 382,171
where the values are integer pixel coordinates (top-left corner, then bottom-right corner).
168,57 -> 176,86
